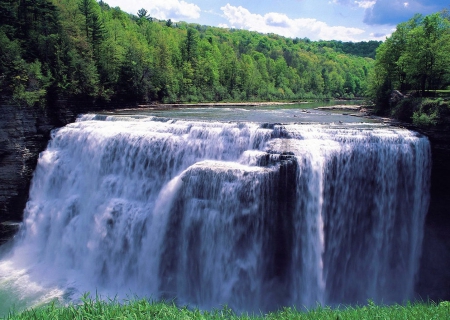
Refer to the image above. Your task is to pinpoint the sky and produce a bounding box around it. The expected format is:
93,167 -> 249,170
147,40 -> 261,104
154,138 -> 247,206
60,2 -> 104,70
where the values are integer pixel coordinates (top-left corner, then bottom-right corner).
103,0 -> 449,41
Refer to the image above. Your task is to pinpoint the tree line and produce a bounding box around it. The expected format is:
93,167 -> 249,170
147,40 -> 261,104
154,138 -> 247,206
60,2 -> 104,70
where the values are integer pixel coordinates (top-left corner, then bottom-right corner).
370,11 -> 450,109
0,0 -> 377,107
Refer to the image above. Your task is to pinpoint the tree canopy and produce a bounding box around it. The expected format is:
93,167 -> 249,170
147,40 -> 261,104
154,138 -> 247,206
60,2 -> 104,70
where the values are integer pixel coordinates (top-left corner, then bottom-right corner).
370,11 -> 450,107
0,0 -> 378,107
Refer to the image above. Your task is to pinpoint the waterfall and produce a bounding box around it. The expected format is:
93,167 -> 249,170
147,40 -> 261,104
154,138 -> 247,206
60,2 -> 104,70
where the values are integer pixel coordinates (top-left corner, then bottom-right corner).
0,115 -> 431,313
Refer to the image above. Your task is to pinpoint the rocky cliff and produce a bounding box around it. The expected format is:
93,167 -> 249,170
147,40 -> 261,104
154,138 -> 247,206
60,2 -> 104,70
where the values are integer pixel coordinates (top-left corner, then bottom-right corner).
0,101 -> 98,242
1,106 -> 47,219
416,126 -> 450,302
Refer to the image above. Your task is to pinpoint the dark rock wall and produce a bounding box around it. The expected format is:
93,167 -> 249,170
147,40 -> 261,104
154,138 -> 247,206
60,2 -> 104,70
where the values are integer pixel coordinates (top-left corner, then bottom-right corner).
0,104 -> 54,224
416,127 -> 450,302
0,101 -> 96,229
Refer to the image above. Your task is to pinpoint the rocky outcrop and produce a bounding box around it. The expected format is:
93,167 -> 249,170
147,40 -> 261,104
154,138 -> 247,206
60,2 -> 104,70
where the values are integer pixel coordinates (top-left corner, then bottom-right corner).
0,104 -> 54,225
389,89 -> 406,106
0,100 -> 101,234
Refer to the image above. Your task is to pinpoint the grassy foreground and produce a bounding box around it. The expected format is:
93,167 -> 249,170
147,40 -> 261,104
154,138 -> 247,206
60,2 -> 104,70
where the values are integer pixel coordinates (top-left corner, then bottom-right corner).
3,295 -> 450,320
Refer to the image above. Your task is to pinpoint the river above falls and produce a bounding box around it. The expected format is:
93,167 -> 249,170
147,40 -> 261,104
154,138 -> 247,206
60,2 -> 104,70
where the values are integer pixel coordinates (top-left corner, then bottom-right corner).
100,101 -> 376,124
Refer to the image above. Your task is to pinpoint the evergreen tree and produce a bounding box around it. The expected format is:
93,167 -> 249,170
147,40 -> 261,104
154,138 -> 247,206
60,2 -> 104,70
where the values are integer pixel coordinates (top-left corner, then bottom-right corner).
137,8 -> 148,18
78,0 -> 94,38
183,28 -> 199,64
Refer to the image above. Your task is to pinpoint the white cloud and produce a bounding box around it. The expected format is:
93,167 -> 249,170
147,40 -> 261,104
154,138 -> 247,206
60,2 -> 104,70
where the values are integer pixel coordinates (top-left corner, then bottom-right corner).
220,4 -> 366,41
150,0 -> 200,20
355,1 -> 376,9
265,12 -> 292,28
104,0 -> 200,21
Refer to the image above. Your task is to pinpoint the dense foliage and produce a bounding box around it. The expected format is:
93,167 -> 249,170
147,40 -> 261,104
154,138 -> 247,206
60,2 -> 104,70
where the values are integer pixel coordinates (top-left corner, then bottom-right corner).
4,295 -> 450,320
367,11 -> 450,127
370,11 -> 450,109
317,40 -> 381,59
0,0 -> 376,107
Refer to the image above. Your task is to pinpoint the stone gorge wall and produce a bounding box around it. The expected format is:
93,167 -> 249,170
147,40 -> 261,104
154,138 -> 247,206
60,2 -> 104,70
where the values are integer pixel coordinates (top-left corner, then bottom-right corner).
1,104 -> 58,241
0,99 -> 133,231
416,126 -> 450,302
0,101 -> 99,242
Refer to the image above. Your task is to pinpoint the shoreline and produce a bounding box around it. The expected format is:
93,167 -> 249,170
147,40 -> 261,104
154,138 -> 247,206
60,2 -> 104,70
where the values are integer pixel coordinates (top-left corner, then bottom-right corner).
137,101 -> 301,108
112,100 -> 366,113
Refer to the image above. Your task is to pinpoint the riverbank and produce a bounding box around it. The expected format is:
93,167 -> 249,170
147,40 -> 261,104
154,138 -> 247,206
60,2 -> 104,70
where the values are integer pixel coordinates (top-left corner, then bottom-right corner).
4,297 -> 450,320
138,101 -> 301,108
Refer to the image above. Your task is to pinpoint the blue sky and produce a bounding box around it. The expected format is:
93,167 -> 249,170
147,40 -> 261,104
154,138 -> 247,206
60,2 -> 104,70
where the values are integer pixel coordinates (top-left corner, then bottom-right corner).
103,0 -> 448,41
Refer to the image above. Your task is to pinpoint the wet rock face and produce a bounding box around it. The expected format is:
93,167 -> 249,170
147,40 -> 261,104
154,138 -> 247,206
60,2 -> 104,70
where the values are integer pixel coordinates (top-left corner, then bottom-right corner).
0,101 -> 84,230
0,104 -> 53,225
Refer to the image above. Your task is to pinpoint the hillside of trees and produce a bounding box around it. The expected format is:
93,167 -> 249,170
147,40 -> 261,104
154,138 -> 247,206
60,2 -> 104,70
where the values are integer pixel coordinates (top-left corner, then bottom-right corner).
317,40 -> 381,59
369,11 -> 450,126
0,0 -> 378,108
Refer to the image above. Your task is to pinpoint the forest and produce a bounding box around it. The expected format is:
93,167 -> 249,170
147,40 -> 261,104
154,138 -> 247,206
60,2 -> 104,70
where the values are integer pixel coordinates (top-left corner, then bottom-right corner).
369,10 -> 450,126
0,0 -> 379,107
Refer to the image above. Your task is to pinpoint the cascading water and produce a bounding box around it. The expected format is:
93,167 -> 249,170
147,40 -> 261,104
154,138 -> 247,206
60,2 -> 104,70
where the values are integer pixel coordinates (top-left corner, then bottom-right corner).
0,114 -> 431,313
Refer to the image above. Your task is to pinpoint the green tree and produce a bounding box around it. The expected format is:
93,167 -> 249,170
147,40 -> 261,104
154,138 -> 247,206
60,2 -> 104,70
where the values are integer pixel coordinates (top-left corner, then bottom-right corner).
371,11 -> 450,104
78,0 -> 95,38
137,8 -> 149,19
1,0 -> 378,106
402,14 -> 450,94
183,28 -> 199,64
117,43 -> 152,103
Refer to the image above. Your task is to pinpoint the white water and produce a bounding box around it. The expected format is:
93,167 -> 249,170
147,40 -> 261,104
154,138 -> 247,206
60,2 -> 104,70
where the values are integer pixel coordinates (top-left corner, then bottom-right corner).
0,115 -> 431,314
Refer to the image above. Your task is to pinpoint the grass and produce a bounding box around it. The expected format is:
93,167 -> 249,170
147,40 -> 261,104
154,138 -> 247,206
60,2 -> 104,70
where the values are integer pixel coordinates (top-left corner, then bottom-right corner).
431,90 -> 450,96
3,295 -> 450,320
